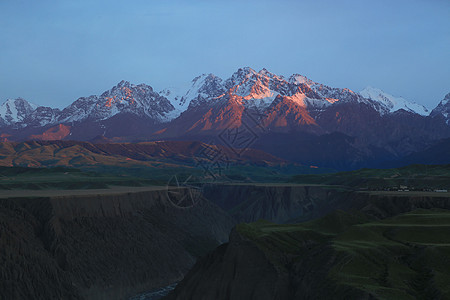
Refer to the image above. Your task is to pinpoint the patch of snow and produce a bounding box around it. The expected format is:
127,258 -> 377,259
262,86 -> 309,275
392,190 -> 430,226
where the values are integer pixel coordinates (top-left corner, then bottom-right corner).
440,93 -> 450,106
257,68 -> 286,82
306,97 -> 336,109
161,74 -> 225,118
161,107 -> 181,122
160,87 -> 185,110
242,94 -> 279,110
227,68 -> 288,110
289,74 -> 315,86
182,74 -> 213,107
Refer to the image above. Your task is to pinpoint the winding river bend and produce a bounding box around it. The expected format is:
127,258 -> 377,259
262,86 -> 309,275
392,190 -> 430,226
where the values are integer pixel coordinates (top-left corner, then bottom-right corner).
129,283 -> 177,300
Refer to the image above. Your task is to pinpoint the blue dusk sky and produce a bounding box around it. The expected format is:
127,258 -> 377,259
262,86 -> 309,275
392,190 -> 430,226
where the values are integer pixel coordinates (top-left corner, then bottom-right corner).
0,0 -> 449,109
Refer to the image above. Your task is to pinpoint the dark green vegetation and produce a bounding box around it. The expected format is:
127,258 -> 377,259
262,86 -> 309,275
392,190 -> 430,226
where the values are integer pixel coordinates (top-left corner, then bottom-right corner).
0,163 -> 325,194
168,209 -> 450,300
291,164 -> 450,190
0,166 -> 162,190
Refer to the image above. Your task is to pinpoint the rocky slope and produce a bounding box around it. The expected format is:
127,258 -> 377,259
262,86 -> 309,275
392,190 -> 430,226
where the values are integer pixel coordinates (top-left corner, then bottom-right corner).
165,216 -> 365,300
0,188 -> 235,300
392,137 -> 450,167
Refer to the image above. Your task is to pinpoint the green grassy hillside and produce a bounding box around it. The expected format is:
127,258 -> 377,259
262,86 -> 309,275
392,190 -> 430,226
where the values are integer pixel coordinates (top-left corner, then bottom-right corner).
0,166 -> 162,190
237,209 -> 450,299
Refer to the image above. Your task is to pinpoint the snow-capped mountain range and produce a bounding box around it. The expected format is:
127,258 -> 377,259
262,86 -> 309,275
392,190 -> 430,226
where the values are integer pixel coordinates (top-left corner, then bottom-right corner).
0,67 -> 444,128
162,67 -> 379,115
0,67 -> 449,145
1,67 -> 449,170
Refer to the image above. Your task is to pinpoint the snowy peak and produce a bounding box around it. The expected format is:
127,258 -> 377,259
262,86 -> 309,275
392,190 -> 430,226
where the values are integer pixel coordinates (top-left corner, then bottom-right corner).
0,98 -> 37,125
59,81 -> 175,123
116,80 -> 132,89
161,67 -> 349,114
258,68 -> 272,76
257,68 -> 286,82
162,73 -> 226,115
431,93 -> 450,124
194,74 -> 225,98
182,67 -> 356,111
228,67 -> 257,82
185,74 -> 225,108
360,86 -> 429,116
289,74 -> 316,86
222,67 -> 293,110
24,106 -> 61,127
225,67 -> 285,89
101,81 -> 152,103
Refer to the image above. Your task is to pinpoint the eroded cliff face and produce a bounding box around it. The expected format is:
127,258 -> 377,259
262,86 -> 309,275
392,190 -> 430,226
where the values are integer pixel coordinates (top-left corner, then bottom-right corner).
202,184 -> 354,223
0,188 -> 235,300
203,184 -> 450,223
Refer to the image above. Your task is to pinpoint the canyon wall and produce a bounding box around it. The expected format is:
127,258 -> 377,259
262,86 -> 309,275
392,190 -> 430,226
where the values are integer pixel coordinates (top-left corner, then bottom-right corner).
2,183 -> 450,299
0,188 -> 234,300
203,184 -> 450,223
